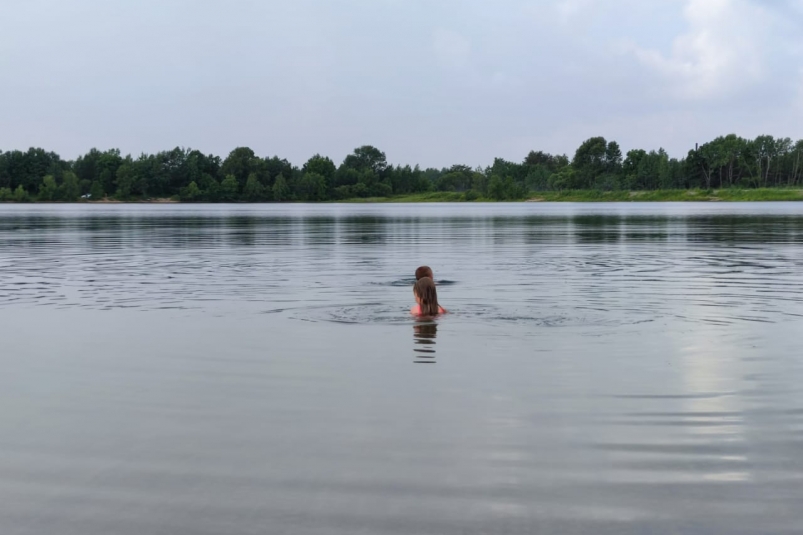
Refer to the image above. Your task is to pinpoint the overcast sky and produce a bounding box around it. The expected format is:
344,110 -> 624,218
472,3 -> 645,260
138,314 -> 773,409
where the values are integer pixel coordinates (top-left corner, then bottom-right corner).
1,0 -> 802,168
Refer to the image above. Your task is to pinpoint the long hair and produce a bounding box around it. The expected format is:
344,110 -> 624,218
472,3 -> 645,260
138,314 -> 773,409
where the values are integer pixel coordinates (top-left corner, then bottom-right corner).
414,277 -> 440,316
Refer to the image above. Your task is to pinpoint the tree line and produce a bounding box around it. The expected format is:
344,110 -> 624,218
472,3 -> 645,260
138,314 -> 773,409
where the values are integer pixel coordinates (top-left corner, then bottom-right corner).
1,134 -> 802,202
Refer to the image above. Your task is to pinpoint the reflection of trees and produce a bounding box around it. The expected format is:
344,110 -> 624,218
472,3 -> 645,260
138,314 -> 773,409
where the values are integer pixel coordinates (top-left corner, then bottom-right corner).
6,211 -> 803,258
339,216 -> 387,245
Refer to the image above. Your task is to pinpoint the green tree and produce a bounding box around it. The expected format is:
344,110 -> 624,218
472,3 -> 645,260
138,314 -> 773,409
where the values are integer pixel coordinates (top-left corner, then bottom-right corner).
199,174 -> 220,202
342,145 -> 387,175
525,150 -> 554,168
79,179 -> 92,196
524,166 -> 551,191
717,134 -> 747,187
90,181 -> 105,200
683,148 -> 706,189
13,185 -> 30,202
221,147 -> 263,190
334,167 -> 361,188
751,135 -> 778,187
264,156 -> 293,185
368,179 -> 392,197
131,154 -> 153,198
605,141 -> 623,174
622,149 -> 646,189
74,149 -> 123,195
303,154 -> 336,181
333,185 -> 354,199
184,150 -> 220,189
438,165 -> 475,192
220,174 -> 239,201
696,140 -> 726,189
0,188 -> 11,201
789,140 -> 803,186
489,158 -> 527,185
272,173 -> 290,201
115,164 -> 135,199
180,181 -> 202,202
572,136 -> 609,188
38,175 -> 59,201
60,172 -> 80,201
488,174 -> 505,199
0,148 -> 65,194
243,172 -> 266,201
549,167 -> 578,190
355,169 -> 381,194
471,167 -> 488,194
488,175 -> 526,200
390,165 -> 415,194
413,166 -> 435,192
297,172 -> 327,201
524,150 -> 567,172
524,150 -> 566,191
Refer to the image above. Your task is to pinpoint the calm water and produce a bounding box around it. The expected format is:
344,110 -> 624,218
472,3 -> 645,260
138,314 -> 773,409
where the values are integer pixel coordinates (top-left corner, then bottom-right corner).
1,203 -> 802,534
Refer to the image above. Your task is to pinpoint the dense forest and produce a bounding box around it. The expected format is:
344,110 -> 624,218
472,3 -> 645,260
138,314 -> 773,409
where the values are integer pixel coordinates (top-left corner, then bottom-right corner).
1,134 -> 802,202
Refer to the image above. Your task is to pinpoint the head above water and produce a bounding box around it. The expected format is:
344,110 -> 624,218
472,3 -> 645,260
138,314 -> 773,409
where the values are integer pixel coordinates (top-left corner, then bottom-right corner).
413,277 -> 440,316
415,265 -> 433,281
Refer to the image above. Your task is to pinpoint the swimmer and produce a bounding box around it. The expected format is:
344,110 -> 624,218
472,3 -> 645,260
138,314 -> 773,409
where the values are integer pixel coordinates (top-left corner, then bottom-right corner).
411,277 -> 447,317
415,265 -> 433,281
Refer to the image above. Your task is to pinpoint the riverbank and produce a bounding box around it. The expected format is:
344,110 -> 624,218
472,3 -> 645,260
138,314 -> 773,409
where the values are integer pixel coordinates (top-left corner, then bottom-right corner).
2,189 -> 802,204
88,198 -> 179,204
342,189 -> 803,203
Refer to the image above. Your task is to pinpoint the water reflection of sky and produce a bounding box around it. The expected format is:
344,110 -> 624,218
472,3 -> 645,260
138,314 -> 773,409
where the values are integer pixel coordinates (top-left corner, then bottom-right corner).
1,204 -> 802,534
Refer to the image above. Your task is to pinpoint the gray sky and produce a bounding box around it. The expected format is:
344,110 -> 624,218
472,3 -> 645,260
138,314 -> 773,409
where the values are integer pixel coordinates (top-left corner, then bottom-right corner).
1,0 -> 802,168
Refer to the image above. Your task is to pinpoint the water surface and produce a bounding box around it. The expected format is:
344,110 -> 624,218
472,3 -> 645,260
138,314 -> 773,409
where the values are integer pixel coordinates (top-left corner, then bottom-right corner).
1,203 -> 802,534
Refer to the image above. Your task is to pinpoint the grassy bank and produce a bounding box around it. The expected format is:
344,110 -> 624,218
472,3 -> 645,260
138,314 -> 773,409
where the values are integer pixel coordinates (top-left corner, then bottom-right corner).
3,189 -> 802,204
342,189 -> 803,203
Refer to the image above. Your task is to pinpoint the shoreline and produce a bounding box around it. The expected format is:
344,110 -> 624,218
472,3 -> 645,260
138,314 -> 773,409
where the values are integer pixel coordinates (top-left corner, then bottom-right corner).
1,189 -> 802,204
342,188 -> 803,203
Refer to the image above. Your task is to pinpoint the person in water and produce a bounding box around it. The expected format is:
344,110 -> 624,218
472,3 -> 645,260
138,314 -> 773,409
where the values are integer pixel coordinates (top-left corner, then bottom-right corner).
411,277 -> 447,317
415,265 -> 433,281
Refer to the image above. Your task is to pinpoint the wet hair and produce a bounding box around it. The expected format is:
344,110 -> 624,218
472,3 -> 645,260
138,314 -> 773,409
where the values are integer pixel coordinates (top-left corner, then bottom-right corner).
415,266 -> 433,280
413,277 -> 440,316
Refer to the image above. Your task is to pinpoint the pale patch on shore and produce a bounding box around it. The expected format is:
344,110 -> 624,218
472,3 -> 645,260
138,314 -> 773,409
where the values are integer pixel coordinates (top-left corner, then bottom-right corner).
89,198 -> 178,204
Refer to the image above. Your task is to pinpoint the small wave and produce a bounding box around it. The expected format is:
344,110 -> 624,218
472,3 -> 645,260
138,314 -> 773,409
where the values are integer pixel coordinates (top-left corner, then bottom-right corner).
382,278 -> 458,287
276,301 -> 655,327
285,303 -> 411,325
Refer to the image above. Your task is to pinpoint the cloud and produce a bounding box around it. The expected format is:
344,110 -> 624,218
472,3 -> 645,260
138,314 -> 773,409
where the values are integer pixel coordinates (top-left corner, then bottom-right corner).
0,0 -> 801,167
629,0 -> 772,99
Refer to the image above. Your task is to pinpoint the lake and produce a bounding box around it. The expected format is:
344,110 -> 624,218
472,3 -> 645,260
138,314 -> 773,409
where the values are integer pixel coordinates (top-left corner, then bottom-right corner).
1,203 -> 802,534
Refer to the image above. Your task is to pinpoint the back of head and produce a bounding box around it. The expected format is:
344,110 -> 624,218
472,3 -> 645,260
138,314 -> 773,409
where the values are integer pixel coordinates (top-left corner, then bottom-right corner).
414,277 -> 439,316
415,265 -> 433,281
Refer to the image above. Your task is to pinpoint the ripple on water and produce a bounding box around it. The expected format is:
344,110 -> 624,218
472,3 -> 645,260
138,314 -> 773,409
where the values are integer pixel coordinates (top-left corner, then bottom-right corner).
381,279 -> 458,287
263,301 -> 658,327
1,210 -> 802,329
2,206 -> 803,534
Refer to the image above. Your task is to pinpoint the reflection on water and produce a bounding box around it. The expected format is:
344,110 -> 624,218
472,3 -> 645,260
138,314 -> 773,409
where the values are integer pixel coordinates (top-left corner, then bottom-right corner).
1,206 -> 802,326
413,321 -> 438,364
1,203 -> 803,534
